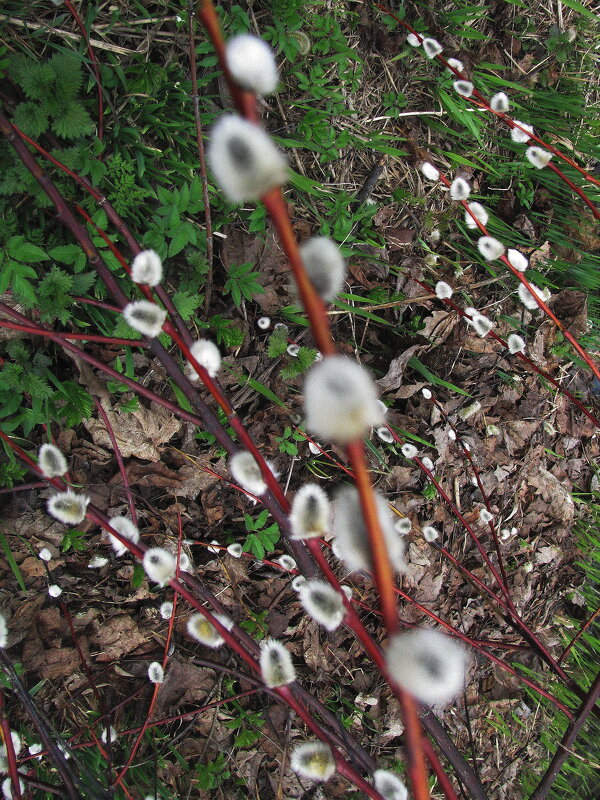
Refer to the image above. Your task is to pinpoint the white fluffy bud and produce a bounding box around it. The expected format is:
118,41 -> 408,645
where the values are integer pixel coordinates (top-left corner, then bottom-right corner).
464,202 -> 488,229
38,444 -> 68,478
107,516 -> 139,557
422,38 -> 443,58
290,742 -> 336,781
143,548 -> 176,587
100,726 -> 117,745
471,314 -> 494,337
420,162 -> 440,181
395,518 -> 412,535
299,237 -> 346,302
260,639 -> 296,687
159,601 -> 173,619
518,282 -> 550,310
386,629 -> 467,705
229,451 -> 267,496
525,146 -> 553,169
148,661 -> 164,684
47,490 -> 89,525
332,487 -> 405,575
131,250 -> 163,287
477,236 -> 505,261
446,57 -> 464,72
187,612 -> 233,648
374,769 -> 408,800
289,484 -> 330,540
304,356 -> 383,444
449,177 -> 470,201
507,249 -> 528,272
401,443 -> 418,459
422,525 -> 439,542
406,33 -> 420,47
435,281 -> 453,300
225,34 -> 278,95
122,301 -> 166,338
479,508 -> 494,524
298,580 -> 345,631
207,114 -> 287,203
490,92 -> 509,113
0,614 -> 7,649
453,80 -> 473,98
227,543 -> 243,558
186,339 -> 221,379
507,333 -> 526,354
510,120 -> 534,143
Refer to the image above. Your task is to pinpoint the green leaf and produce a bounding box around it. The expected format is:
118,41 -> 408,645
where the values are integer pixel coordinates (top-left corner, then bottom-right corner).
12,101 -> 49,137
557,0 -> 598,20
0,533 -> 26,591
51,103 -> 95,140
7,236 -> 49,263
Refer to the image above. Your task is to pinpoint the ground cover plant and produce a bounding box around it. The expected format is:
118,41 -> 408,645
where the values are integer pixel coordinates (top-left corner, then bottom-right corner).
0,1 -> 598,799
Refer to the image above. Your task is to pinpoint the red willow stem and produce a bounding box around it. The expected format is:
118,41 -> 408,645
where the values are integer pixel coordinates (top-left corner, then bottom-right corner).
0,318 -> 143,346
558,604 -> 600,665
93,398 -> 137,525
64,0 -> 104,141
0,693 -> 23,800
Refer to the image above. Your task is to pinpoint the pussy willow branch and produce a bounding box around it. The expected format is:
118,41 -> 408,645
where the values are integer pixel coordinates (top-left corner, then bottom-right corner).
0,693 -> 23,800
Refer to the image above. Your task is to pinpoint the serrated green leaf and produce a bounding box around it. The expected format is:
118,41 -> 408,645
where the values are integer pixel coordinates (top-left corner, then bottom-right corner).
7,236 -> 49,263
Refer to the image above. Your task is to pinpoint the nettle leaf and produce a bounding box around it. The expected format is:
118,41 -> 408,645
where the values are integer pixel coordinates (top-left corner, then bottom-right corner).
55,381 -> 93,426
19,61 -> 54,99
172,290 -> 202,321
52,103 -> 95,140
267,328 -> 288,358
12,101 -> 49,138
49,52 -> 83,99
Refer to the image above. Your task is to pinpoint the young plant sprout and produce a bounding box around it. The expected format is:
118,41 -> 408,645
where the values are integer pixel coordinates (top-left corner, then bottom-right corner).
511,120 -> 534,143
385,628 -> 467,705
38,547 -> 52,561
143,548 -> 176,588
259,639 -> 296,687
299,236 -> 347,302
38,443 -> 68,478
186,338 -> 222,379
526,146 -> 553,169
401,443 -> 418,459
449,177 -> 470,201
453,80 -> 474,97
490,92 -> 510,113
477,236 -> 505,261
507,248 -> 529,272
304,356 -> 384,444
107,516 -> 139,557
331,487 -> 405,574
229,451 -> 268,496
446,57 -> 464,72
130,249 -> 163,287
47,489 -> 90,525
422,37 -> 443,58
435,281 -> 453,299
464,202 -> 489,229
159,601 -> 173,620
227,543 -> 243,558
122,301 -> 166,338
298,580 -> 346,631
508,333 -> 526,354
225,34 -> 278,96
373,769 -> 408,800
148,662 -> 164,684
290,741 -> 336,782
422,526 -> 439,542
207,114 -> 288,203
420,161 -> 440,181
187,612 -> 233,648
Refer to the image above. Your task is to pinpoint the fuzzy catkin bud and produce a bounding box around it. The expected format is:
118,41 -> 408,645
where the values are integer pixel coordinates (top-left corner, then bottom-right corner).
510,120 -> 534,143
446,57 -> 464,72
518,282 -> 549,310
304,356 -> 384,444
401,443 -> 418,459
373,769 -> 408,800
385,628 -> 467,705
406,33 -> 420,47
458,400 -> 481,421
38,444 -> 68,478
490,92 -> 509,113
449,177 -> 470,201
479,508 -> 494,524
229,451 -> 267,496
0,614 -> 7,649
207,114 -> 287,203
507,249 -> 528,272
159,601 -> 173,620
227,543 -> 243,558
471,314 -> 494,337
435,281 -> 453,300
186,338 -> 221,379
107,516 -> 139,557
331,487 -> 405,575
130,250 -> 163,286
477,236 -> 505,261
422,525 -> 439,542
276,555 -> 296,571
187,612 -> 233,648
225,34 -> 278,95
290,742 -> 336,782
525,146 -> 553,169
420,161 -> 440,181
298,580 -> 345,631
422,37 -> 443,58
507,333 -> 526,354
453,80 -> 473,97
122,301 -> 166,338
259,639 -> 296,687
395,518 -> 412,535
289,484 -> 330,540
47,490 -> 90,525
299,237 -> 346,302
148,661 -> 164,684
143,548 -> 176,587
464,202 -> 488,229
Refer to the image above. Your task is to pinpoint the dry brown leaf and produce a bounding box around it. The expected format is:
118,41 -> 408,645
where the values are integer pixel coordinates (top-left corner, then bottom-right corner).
91,614 -> 148,661
84,401 -> 181,461
376,344 -> 423,392
418,310 -> 459,345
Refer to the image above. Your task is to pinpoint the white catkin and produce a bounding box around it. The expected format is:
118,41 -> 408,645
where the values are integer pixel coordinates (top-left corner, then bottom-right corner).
510,120 -> 534,143
464,202 -> 488,229
38,443 -> 68,478
148,662 -> 164,684
100,726 -> 117,745
260,639 -> 296,687
47,490 -> 90,525
421,387 -> 432,399
160,601 -> 173,620
304,356 -> 384,444
122,301 -> 166,338
421,456 -> 434,471
299,236 -> 347,302
446,57 -> 464,72
229,451 -> 267,496
186,339 -> 221,379
39,547 -> 52,562
507,333 -> 526,354
472,314 -> 494,337
130,249 -> 163,286
373,769 -> 408,800
88,556 -> 108,569
458,401 -> 481,421
0,614 -> 7,648
401,443 -> 418,459
257,316 -> 271,329
225,34 -> 278,95
406,33 -> 420,47
187,613 -> 233,648
298,580 -> 346,631
107,516 -> 139,557
420,161 -> 440,181
479,508 -> 494,524
526,146 -> 553,169
490,92 -> 509,113
207,114 -> 287,203
276,555 -> 296,571
518,282 -> 550,310
227,543 -> 243,558
376,426 -> 395,444
453,80 -> 474,98
477,236 -> 505,261
143,548 -> 176,587
290,742 -> 336,782
422,526 -> 439,542
507,249 -> 528,272
449,178 -> 470,201
386,629 -> 467,705
395,518 -> 412,535
422,38 -> 443,58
